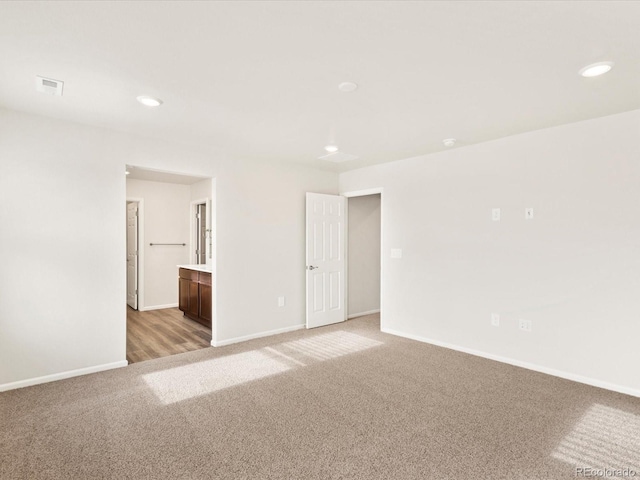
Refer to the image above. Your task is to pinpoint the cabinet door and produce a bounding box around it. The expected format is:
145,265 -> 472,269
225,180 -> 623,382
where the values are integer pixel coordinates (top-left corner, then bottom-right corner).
199,283 -> 212,328
187,280 -> 199,318
178,278 -> 191,312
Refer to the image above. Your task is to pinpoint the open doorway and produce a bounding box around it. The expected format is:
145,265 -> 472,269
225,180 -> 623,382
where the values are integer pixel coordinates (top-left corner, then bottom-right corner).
346,193 -> 381,320
125,166 -> 214,364
342,188 -> 383,332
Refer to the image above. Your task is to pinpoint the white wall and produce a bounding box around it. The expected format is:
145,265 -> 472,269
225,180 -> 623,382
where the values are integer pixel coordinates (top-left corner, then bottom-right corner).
126,178 -> 191,309
348,194 -> 381,317
191,178 -> 212,202
214,159 -> 338,344
0,108 -> 216,388
0,107 -> 339,389
340,109 -> 640,395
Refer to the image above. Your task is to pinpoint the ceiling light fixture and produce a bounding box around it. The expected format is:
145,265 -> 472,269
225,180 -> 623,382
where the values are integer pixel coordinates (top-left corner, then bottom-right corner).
443,138 -> 457,147
338,82 -> 358,93
324,145 -> 339,153
136,95 -> 163,107
579,61 -> 614,78
125,170 -> 130,175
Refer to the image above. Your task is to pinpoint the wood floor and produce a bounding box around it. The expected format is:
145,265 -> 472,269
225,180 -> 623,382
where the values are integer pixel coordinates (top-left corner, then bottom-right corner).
126,307 -> 211,364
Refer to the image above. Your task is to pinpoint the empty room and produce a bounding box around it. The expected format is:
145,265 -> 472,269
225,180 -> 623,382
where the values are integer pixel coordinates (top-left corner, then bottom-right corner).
1,1 -> 639,479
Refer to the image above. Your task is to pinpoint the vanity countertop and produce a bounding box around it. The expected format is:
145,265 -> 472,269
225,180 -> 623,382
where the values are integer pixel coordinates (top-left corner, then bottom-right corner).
177,264 -> 212,273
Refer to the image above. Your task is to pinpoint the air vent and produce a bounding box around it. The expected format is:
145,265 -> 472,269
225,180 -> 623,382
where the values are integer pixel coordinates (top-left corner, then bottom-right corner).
317,152 -> 359,163
35,76 -> 64,96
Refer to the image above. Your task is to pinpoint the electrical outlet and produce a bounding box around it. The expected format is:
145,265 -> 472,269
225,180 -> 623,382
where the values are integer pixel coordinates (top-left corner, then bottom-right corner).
492,208 -> 501,222
491,313 -> 500,327
518,319 -> 532,332
391,248 -> 403,259
278,296 -> 285,307
525,208 -> 534,220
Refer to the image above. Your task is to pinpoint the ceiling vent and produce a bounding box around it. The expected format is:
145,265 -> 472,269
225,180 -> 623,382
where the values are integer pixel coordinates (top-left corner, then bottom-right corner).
318,152 -> 359,163
35,76 -> 64,96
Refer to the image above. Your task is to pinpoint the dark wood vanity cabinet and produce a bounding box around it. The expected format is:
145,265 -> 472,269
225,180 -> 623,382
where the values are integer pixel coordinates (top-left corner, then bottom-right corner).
178,268 -> 212,328
198,274 -> 212,325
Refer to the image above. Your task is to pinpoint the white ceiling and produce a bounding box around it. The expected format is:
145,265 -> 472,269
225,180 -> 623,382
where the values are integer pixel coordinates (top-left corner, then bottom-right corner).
0,1 -> 638,172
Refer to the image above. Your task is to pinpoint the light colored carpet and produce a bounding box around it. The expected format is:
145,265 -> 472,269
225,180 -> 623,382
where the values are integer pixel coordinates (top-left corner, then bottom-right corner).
1,314 -> 639,479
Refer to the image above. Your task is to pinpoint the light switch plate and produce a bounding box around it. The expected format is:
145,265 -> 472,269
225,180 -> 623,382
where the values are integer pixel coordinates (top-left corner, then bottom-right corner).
391,248 -> 402,259
491,313 -> 500,327
278,296 -> 285,307
492,208 -> 501,222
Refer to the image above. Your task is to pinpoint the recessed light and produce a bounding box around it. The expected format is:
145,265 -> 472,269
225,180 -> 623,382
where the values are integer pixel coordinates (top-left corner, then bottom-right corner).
443,138 -> 457,147
338,82 -> 358,93
136,95 -> 163,107
324,145 -> 339,153
579,61 -> 614,78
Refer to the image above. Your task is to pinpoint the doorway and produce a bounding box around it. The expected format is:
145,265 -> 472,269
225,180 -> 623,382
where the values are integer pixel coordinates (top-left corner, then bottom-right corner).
343,187 -> 385,330
125,166 -> 214,363
304,189 -> 383,330
346,193 -> 381,320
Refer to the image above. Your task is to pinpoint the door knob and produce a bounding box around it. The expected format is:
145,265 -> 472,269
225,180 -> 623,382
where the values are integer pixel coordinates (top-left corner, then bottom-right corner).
307,265 -> 319,270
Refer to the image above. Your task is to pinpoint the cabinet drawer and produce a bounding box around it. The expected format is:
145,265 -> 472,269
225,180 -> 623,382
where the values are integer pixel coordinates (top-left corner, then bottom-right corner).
199,272 -> 212,286
179,268 -> 199,281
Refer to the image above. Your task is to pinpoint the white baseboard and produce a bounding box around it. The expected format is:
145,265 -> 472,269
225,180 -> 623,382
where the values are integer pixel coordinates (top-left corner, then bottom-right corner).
381,327 -> 640,399
139,303 -> 178,312
212,324 -> 305,347
0,360 -> 129,393
348,309 -> 380,319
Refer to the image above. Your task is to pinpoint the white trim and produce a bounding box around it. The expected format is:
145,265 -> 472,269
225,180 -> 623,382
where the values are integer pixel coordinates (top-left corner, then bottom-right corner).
344,196 -> 349,322
0,361 -> 128,392
212,324 -> 305,347
348,309 -> 380,319
342,187 -> 384,198
381,327 -> 640,399
209,179 -> 217,347
139,303 -> 178,311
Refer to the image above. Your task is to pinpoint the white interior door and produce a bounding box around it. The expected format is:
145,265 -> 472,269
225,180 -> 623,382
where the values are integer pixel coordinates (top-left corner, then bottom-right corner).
306,193 -> 346,328
126,202 -> 138,309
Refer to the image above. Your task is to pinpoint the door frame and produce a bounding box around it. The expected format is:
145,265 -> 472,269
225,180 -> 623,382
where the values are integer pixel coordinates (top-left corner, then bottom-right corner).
126,167 -> 217,351
342,188 -> 384,330
190,198 -> 210,265
126,198 -> 145,311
